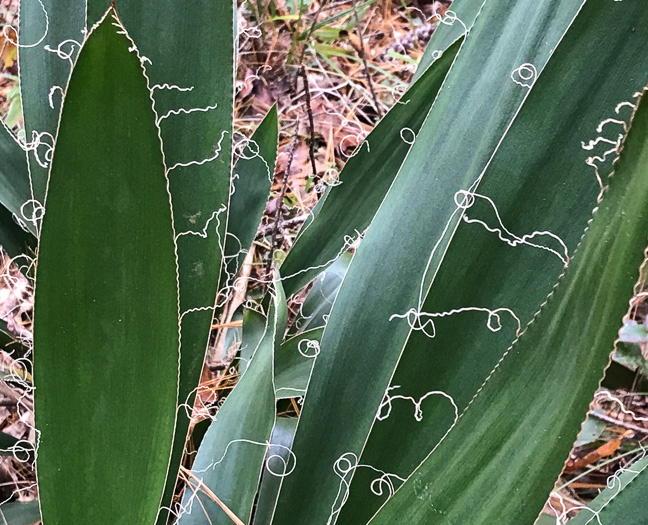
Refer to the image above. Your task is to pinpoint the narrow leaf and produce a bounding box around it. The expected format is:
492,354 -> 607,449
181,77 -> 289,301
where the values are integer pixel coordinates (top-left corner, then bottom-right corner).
0,123 -> 34,235
223,106 -> 278,281
19,0 -> 85,205
412,0 -> 482,82
253,417 -> 298,525
275,328 -> 323,399
279,39 -> 461,297
178,278 -> 286,525
0,500 -> 41,525
290,251 -> 351,334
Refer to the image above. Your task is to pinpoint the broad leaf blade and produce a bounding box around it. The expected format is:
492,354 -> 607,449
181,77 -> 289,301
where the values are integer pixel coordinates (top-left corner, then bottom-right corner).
279,39 -> 461,297
178,278 -> 286,525
271,2 -> 586,523
33,13 -> 179,525
370,86 -> 648,524
338,1 -> 648,522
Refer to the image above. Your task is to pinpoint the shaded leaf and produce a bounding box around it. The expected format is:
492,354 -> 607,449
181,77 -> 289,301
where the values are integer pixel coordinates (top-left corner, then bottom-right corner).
370,86 -> 648,524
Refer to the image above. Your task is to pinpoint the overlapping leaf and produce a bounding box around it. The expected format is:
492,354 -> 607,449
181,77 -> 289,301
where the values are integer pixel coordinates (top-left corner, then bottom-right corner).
271,1 -> 587,522
178,277 -> 286,525
370,85 -> 648,524
279,39 -> 461,297
338,1 -> 648,522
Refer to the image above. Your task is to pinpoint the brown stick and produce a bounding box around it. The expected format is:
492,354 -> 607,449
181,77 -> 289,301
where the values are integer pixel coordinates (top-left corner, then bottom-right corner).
350,0 -> 382,117
180,467 -> 245,525
265,130 -> 299,279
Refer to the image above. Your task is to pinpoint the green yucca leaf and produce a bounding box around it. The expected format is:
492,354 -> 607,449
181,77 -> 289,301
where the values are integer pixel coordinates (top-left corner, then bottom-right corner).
411,0 -> 482,83
289,250 -> 352,335
275,327 -> 323,399
108,4 -> 235,519
0,204 -> 35,261
370,84 -> 648,524
224,106 -> 278,279
178,276 -> 286,525
337,1 -> 648,522
19,0 -> 85,204
33,12 -> 179,525
0,123 -> 35,233
0,500 -> 41,525
567,454 -> 648,524
253,417 -> 298,525
240,308 -> 269,374
19,1 -> 235,516
279,37 -> 461,298
270,1 -> 586,522
0,123 -> 36,257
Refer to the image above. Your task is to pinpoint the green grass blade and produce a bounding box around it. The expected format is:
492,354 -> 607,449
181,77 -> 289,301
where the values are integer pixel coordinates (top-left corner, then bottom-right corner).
279,39 -> 461,297
370,85 -> 648,525
240,308 -> 269,374
0,122 -> 37,257
223,106 -> 278,281
178,277 -> 286,525
336,1 -> 648,522
270,1 -> 586,522
567,454 -> 648,525
33,12 -> 179,525
18,0 -> 85,206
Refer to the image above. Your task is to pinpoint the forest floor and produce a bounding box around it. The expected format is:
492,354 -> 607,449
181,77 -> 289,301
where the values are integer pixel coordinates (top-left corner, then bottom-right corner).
1,0 -> 648,523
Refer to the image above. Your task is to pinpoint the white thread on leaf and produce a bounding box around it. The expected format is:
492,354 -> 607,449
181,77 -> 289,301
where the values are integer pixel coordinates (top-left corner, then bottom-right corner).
400,127 -> 416,145
44,38 -> 82,66
298,339 -> 320,358
511,63 -> 537,89
377,385 -> 459,423
152,83 -> 195,92
167,130 -> 229,172
456,190 -> 570,267
2,0 -> 48,48
328,452 -> 406,524
390,306 -> 522,339
48,86 -> 65,109
156,102 -> 219,124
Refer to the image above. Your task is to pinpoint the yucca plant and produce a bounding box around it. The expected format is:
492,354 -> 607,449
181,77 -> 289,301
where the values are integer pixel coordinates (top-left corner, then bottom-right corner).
0,0 -> 647,524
